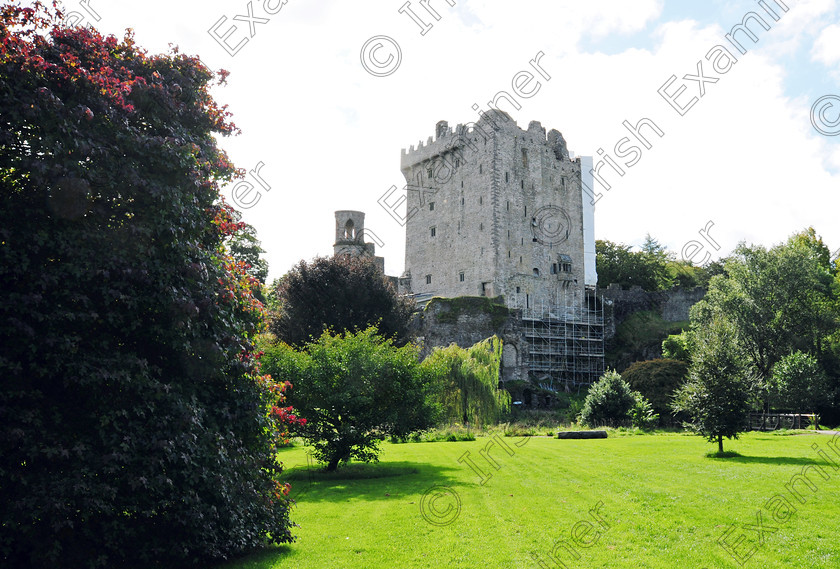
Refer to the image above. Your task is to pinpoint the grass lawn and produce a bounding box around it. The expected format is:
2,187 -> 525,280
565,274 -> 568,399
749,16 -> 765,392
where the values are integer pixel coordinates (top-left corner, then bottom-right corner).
218,431 -> 840,568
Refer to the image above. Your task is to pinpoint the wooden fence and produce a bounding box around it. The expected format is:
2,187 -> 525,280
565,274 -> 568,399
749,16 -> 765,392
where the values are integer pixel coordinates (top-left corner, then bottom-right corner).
748,413 -> 816,431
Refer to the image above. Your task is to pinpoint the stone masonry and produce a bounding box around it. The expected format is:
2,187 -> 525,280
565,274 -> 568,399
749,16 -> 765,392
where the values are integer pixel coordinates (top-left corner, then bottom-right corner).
399,111 -> 589,316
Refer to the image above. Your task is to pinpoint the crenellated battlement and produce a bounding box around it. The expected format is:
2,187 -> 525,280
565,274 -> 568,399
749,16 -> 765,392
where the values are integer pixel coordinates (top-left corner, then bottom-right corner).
401,112 -> 574,171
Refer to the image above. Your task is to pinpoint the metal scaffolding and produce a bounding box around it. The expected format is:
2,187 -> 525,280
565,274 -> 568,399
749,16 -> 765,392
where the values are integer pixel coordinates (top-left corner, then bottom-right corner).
515,286 -> 605,392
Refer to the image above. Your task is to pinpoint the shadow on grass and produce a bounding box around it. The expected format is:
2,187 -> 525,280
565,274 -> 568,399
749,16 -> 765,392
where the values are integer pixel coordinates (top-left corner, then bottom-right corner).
212,544 -> 292,569
705,454 -> 825,466
282,459 -> 463,503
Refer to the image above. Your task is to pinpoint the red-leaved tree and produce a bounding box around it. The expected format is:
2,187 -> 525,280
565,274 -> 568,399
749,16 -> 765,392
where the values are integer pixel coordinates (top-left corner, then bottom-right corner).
0,3 -> 301,566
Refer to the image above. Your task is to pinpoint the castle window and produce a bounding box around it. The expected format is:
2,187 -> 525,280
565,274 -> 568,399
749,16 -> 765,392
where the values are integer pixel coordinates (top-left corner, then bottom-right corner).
505,172 -> 509,183
461,197 -> 465,206
508,251 -> 511,258
521,180 -> 524,189
344,219 -> 355,240
430,227 -> 436,237
479,223 -> 484,231
459,272 -> 465,282
519,256 -> 523,264
426,274 -> 432,285
522,148 -> 528,168
507,230 -> 510,239
521,238 -> 524,245
480,164 -> 483,174
429,202 -> 435,211
427,167 -> 434,179
506,201 -> 510,211
455,159 -> 461,167
524,206 -> 527,217
461,181 -> 464,188
533,268 -> 540,276
479,196 -> 483,205
560,254 -> 572,272
551,263 -> 558,274
562,177 -> 567,191
516,286 -> 521,293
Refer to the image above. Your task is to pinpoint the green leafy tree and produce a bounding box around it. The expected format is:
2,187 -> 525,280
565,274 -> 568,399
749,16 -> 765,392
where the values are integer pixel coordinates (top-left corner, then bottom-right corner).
770,351 -> 829,427
0,6 -> 296,567
662,333 -> 692,363
673,318 -> 754,453
596,238 -> 672,291
690,237 -> 837,403
421,336 -> 511,426
269,255 -> 415,348
788,226 -> 832,270
261,328 -> 435,471
579,370 -> 637,427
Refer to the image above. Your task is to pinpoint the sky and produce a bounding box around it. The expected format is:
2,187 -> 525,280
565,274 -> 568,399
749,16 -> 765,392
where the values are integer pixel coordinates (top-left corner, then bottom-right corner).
55,0 -> 840,281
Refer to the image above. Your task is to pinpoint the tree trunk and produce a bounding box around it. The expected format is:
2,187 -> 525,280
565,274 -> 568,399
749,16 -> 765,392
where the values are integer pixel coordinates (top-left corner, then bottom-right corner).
718,435 -> 724,453
326,456 -> 340,472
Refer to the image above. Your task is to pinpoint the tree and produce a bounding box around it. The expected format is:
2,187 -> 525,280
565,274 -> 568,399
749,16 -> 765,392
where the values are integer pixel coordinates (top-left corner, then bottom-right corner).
622,358 -> 689,423
421,336 -> 511,426
662,333 -> 692,363
269,255 -> 415,348
596,238 -> 671,291
261,328 -> 436,471
672,318 -> 754,453
579,370 -> 637,427
788,226 -> 832,270
0,7 -> 297,566
770,351 -> 829,427
227,211 -> 269,284
690,237 -> 837,394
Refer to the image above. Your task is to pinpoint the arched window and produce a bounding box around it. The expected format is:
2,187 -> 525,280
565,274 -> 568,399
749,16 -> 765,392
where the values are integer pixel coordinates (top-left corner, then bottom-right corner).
344,219 -> 355,240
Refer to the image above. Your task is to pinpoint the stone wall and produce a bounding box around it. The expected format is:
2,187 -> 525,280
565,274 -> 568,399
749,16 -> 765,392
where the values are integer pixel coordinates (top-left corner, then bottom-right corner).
598,284 -> 705,340
412,296 -> 529,383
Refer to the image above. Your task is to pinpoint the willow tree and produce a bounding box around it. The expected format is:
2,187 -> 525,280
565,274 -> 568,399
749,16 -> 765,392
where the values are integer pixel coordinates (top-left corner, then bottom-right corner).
423,336 -> 511,426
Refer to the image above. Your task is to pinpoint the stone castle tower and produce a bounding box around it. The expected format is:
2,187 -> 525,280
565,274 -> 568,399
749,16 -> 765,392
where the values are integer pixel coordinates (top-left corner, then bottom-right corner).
399,111 -> 597,315
333,210 -> 385,274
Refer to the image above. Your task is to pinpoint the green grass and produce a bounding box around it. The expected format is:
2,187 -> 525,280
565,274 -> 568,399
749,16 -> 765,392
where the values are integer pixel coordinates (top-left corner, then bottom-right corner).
218,432 -> 840,568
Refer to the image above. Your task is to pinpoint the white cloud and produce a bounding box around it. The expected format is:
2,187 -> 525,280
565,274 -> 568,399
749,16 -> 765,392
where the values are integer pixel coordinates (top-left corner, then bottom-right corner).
812,23 -> 840,65
77,0 -> 840,279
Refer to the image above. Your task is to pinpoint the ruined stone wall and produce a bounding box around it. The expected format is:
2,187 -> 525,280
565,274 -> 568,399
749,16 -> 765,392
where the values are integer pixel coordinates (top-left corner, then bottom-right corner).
412,297 -> 529,383
598,284 -> 706,339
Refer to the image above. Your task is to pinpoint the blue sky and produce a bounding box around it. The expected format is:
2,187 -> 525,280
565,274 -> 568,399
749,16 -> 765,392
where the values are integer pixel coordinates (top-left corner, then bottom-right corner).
50,0 -> 840,279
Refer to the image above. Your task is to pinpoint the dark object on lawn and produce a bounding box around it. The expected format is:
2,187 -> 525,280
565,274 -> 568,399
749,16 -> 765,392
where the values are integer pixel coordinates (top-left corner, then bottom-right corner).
557,431 -> 608,439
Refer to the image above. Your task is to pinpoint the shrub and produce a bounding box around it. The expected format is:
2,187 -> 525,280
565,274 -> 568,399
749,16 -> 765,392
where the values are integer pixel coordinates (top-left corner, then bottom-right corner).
579,371 -> 637,427
261,328 -> 436,471
631,392 -> 660,429
621,359 -> 689,424
0,8 -> 297,567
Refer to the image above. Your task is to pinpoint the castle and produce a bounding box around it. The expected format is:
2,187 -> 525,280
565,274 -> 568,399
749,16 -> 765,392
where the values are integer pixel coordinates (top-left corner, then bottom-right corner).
397,111 -> 597,314
335,112 -> 606,389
